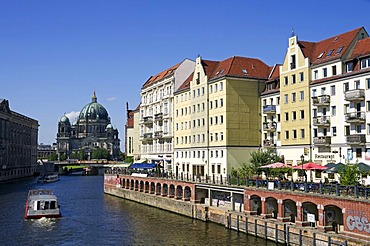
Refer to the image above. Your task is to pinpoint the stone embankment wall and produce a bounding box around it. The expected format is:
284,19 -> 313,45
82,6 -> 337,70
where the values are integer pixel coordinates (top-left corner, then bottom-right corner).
104,175 -> 369,245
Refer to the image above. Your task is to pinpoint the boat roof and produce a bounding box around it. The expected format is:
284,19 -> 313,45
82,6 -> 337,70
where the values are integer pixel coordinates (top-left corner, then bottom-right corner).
27,189 -> 58,200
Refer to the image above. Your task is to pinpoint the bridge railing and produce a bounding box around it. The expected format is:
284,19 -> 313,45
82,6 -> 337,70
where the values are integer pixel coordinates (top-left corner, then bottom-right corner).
106,169 -> 370,199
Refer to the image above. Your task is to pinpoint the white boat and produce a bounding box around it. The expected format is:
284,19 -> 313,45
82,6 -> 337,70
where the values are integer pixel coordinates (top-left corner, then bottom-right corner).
24,189 -> 62,219
38,173 -> 60,183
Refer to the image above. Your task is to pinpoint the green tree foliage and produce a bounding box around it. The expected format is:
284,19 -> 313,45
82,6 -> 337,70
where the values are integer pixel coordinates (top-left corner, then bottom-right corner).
125,156 -> 134,163
49,152 -> 58,161
78,149 -> 86,160
231,150 -> 284,180
92,148 -> 110,160
338,164 -> 361,186
119,151 -> 125,161
60,153 -> 67,161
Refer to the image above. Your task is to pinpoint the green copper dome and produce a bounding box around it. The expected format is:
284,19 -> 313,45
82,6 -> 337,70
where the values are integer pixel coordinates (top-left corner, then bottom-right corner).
79,92 -> 109,121
60,115 -> 70,124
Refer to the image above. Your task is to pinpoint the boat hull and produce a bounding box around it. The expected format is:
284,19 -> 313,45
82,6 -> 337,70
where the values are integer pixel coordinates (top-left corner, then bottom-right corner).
24,189 -> 62,220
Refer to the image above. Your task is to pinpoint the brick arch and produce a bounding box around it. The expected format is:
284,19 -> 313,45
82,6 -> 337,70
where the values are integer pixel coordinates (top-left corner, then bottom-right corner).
176,185 -> 183,199
169,184 -> 175,197
134,180 -> 139,190
150,182 -> 155,194
302,201 -> 318,222
250,195 -> 262,215
283,199 -> 297,222
145,181 -> 149,193
130,179 -> 134,190
184,186 -> 191,201
324,205 -> 343,228
156,183 -> 161,195
140,180 -> 144,192
266,197 -> 278,218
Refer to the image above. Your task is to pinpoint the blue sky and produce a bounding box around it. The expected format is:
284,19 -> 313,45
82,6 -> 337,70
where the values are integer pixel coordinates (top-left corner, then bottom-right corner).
1,0 -> 370,150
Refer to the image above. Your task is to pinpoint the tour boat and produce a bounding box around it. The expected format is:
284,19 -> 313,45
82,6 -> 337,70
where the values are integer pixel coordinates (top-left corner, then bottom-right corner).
24,189 -> 62,219
38,173 -> 60,183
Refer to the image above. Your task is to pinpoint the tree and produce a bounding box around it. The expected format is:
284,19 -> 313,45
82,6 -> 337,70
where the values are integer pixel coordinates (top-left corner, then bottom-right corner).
338,164 -> 361,186
49,152 -> 58,161
78,149 -> 86,160
92,148 -> 110,160
125,156 -> 134,163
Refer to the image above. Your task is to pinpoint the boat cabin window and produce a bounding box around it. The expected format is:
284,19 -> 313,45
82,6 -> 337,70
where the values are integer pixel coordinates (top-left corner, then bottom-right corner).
44,201 -> 50,210
50,201 -> 56,209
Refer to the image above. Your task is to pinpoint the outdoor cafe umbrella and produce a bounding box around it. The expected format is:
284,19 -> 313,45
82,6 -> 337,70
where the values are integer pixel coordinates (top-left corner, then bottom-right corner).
357,162 -> 370,172
292,162 -> 327,170
323,162 -> 345,173
258,162 -> 289,169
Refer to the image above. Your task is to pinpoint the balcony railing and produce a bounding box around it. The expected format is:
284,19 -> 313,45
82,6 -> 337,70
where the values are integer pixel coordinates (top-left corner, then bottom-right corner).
154,131 -> 163,138
263,105 -> 276,114
313,116 -> 330,126
313,136 -> 331,146
263,122 -> 277,132
143,116 -> 153,124
345,111 -> 366,123
346,134 -> 366,145
143,133 -> 153,139
345,89 -> 365,101
154,113 -> 163,121
312,95 -> 330,106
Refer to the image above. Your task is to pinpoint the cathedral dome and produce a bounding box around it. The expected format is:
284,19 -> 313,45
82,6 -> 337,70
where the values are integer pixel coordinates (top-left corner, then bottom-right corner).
60,115 -> 70,124
79,92 -> 109,121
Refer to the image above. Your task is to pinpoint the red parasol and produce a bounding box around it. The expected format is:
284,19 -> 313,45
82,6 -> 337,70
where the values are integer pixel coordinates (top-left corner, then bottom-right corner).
292,162 -> 327,170
259,162 -> 290,168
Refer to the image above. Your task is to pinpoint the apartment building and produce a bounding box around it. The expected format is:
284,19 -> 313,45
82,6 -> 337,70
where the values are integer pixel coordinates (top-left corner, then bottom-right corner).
139,59 -> 195,172
173,56 -> 270,178
125,103 -> 141,161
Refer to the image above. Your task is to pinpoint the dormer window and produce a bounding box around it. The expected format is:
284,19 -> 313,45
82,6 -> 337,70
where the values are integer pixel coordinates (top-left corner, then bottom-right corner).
361,58 -> 370,69
317,52 -> 325,59
327,49 -> 334,56
336,46 -> 344,54
347,62 -> 354,72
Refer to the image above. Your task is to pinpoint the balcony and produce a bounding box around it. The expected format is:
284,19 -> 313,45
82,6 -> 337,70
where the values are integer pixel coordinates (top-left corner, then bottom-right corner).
345,111 -> 365,123
143,133 -> 153,140
154,113 -> 163,121
263,105 -> 276,114
312,95 -> 330,106
313,116 -> 330,126
143,116 -> 153,125
154,131 -> 163,138
313,136 -> 331,146
263,122 -> 277,132
346,134 -> 366,145
345,89 -> 365,101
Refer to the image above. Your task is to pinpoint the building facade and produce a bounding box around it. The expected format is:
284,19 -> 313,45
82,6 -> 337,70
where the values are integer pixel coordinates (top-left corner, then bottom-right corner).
56,92 -> 120,160
125,102 -> 141,161
173,56 -> 271,179
0,99 -> 39,182
139,59 -> 195,172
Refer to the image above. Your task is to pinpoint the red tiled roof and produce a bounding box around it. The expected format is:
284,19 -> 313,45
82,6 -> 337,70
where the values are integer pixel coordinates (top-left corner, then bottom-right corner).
268,64 -> 281,82
350,37 -> 370,59
298,27 -> 365,65
209,56 -> 270,80
261,64 -> 281,96
142,62 -> 182,88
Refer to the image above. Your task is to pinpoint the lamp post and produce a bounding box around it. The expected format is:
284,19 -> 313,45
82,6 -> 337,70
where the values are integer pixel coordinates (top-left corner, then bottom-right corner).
300,154 -> 305,182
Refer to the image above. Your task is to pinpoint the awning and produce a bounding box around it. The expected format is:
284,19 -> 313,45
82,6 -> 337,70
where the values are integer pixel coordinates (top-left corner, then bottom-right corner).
107,163 -> 131,168
129,163 -> 157,169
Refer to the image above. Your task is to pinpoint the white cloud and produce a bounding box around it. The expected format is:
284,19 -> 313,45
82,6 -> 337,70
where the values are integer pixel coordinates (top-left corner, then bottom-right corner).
107,97 -> 117,101
65,111 -> 80,123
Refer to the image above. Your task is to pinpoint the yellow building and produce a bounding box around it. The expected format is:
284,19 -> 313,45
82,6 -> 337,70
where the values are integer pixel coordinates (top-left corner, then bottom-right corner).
174,56 -> 270,179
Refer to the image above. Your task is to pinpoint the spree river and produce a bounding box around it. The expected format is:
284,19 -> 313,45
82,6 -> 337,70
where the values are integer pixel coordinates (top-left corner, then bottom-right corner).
0,175 -> 277,245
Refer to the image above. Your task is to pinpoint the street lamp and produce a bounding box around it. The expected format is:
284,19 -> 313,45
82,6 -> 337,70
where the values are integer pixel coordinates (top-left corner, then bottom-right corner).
300,154 -> 305,182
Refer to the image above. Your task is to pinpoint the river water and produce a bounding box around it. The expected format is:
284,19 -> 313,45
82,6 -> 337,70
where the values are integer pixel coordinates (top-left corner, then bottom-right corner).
0,175 -> 277,245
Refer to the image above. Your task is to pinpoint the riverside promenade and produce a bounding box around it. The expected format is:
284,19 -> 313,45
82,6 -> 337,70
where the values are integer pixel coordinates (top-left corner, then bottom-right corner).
104,173 -> 370,245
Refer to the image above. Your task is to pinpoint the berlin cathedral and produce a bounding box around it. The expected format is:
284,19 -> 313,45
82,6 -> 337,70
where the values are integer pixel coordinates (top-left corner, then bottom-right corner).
56,92 -> 120,160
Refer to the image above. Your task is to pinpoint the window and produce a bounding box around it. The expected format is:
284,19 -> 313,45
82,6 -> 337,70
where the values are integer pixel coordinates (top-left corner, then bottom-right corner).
284,76 -> 288,85
214,84 -> 218,92
284,94 -> 288,104
220,99 -> 223,107
367,101 -> 370,111
292,111 -> 297,120
300,110 -> 305,119
215,116 -> 218,125
332,65 -> 337,76
209,117 -> 213,125
336,46 -> 344,54
327,49 -> 334,56
285,131 -> 289,139
277,97 -> 280,105
343,82 -> 349,92
292,74 -> 296,84
299,72 -> 304,82
321,87 -> 326,95
332,127 -> 337,136
312,89 -> 317,97
344,104 -> 350,113
209,85 -> 213,93
347,62 -> 353,72
345,125 -> 350,136
293,130 -> 297,139
313,128 -> 318,138
355,80 -> 360,89
323,68 -> 327,78
210,133 -> 213,142
277,114 -> 280,122
292,92 -> 296,102
220,115 -> 224,124
291,54 -> 296,69
331,106 -> 336,116
300,91 -> 304,101
361,58 -> 370,69
367,78 -> 370,89
314,70 -> 318,79
215,100 -> 218,108
330,85 -> 336,96
202,87 -> 205,95
356,148 -> 362,158
220,132 -> 224,141
220,82 -> 223,91
285,112 -> 289,121
196,72 -> 200,84
300,129 -> 305,139
209,101 -> 213,109
368,124 -> 370,134
197,88 -> 200,97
